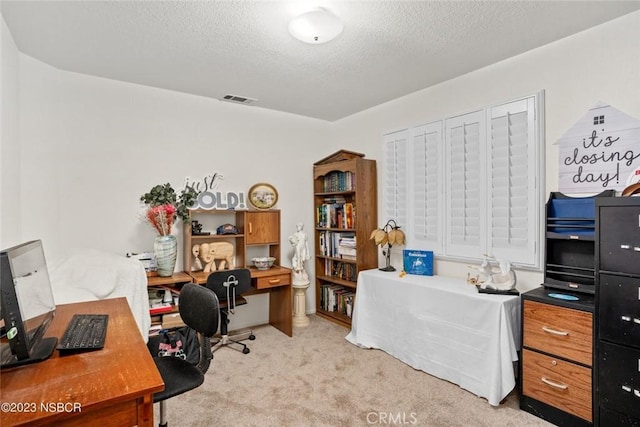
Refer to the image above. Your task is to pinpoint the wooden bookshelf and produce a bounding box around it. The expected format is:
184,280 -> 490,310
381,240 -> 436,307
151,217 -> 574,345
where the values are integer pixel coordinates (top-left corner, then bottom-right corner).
313,150 -> 377,328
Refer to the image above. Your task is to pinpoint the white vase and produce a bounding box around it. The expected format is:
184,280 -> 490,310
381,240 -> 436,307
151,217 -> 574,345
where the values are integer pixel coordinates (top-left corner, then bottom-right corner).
154,235 -> 177,277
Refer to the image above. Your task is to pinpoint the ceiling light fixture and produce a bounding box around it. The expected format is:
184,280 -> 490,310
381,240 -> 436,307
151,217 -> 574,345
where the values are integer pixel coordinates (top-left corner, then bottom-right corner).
288,7 -> 344,44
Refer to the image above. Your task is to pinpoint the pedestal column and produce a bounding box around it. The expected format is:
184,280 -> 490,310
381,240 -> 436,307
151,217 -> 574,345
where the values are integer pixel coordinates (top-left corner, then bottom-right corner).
292,281 -> 310,327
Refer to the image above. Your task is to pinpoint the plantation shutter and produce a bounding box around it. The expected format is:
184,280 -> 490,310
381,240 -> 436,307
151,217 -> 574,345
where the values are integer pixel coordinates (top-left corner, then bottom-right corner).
445,111 -> 486,258
383,130 -> 408,229
488,97 -> 539,266
411,122 -> 443,254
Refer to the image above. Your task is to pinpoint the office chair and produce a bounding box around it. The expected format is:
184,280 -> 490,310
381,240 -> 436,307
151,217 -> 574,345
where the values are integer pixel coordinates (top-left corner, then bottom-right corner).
205,268 -> 255,355
152,283 -> 219,427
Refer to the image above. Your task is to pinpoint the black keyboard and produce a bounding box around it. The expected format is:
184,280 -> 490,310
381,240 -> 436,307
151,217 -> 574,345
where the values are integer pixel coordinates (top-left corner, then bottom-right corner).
57,314 -> 108,353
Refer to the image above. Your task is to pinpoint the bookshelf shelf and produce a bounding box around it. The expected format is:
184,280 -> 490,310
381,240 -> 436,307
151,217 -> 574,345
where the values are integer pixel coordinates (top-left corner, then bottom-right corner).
313,150 -> 377,328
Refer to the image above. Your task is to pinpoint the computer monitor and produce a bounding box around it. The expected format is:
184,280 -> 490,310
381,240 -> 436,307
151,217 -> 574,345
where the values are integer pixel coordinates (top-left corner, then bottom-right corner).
1,240 -> 57,369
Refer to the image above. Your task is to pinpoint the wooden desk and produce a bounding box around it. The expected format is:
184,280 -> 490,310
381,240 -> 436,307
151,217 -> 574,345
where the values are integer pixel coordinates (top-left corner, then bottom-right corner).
1,298 -> 164,426
247,266 -> 293,337
346,270 -> 521,406
188,266 -> 293,337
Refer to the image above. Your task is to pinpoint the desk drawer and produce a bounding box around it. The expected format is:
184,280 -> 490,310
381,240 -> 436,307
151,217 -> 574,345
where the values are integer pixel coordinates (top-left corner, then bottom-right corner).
522,349 -> 592,422
523,300 -> 593,366
255,273 -> 291,289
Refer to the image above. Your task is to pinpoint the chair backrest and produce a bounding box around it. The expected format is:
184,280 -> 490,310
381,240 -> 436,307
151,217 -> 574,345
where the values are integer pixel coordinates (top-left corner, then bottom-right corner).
178,283 -> 220,338
205,268 -> 252,303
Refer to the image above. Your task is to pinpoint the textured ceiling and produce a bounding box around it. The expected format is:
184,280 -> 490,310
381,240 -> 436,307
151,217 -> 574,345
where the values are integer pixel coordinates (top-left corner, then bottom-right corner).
2,1 -> 639,121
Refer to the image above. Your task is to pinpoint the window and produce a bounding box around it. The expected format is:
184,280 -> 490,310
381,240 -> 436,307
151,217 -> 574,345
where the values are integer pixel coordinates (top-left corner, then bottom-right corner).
383,130 -> 409,228
383,92 -> 544,268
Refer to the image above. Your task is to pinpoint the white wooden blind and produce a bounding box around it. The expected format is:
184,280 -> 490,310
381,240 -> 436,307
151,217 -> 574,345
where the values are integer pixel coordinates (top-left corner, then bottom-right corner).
445,111 -> 486,258
382,91 -> 543,268
412,122 -> 443,253
489,97 -> 538,265
383,130 -> 408,228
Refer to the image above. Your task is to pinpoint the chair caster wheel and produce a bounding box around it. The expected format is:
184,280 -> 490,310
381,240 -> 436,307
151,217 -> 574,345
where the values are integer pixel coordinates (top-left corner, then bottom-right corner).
249,334 -> 256,340
243,348 -> 250,354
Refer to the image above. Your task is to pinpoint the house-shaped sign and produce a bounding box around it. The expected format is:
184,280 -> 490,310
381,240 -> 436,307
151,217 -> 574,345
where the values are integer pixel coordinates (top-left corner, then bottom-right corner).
555,102 -> 640,193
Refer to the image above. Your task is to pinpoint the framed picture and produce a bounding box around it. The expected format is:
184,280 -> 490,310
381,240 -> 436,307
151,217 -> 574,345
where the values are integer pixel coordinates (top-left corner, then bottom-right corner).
248,183 -> 278,210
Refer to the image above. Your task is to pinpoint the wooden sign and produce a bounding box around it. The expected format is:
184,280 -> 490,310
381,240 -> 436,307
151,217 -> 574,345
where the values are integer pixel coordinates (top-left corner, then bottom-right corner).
555,102 -> 640,193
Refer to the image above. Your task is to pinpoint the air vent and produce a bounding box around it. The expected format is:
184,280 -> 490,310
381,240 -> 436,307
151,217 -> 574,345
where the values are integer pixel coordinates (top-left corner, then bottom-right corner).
221,94 -> 258,105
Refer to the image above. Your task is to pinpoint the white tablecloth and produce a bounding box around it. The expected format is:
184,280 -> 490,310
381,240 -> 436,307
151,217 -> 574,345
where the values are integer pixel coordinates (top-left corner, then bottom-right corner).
345,269 -> 521,406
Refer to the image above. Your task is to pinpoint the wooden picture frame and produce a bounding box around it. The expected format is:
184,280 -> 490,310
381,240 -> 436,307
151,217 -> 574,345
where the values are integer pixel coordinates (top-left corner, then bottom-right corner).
248,183 -> 278,210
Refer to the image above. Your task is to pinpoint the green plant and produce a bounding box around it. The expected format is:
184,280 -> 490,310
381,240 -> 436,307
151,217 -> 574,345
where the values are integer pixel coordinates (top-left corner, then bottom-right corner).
140,183 -> 199,224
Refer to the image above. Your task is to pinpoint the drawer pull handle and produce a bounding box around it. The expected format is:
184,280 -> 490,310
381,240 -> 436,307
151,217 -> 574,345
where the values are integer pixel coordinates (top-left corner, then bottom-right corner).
622,385 -> 632,393
622,316 -> 632,322
268,279 -> 281,284
634,318 -> 640,324
542,326 -> 569,336
635,247 -> 640,252
249,223 -> 253,234
541,377 -> 568,390
621,244 -> 631,249
635,389 -> 640,398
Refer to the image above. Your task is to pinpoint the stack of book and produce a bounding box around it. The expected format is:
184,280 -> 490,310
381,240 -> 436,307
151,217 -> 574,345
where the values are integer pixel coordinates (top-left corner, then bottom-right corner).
318,231 -> 356,258
337,235 -> 356,260
319,284 -> 356,318
148,286 -> 183,332
316,201 -> 355,229
322,171 -> 356,192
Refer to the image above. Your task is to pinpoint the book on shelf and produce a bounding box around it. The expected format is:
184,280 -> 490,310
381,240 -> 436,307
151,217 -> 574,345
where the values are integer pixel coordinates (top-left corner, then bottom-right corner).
339,291 -> 355,318
316,202 -> 356,229
330,261 -> 357,281
322,171 -> 356,192
338,247 -> 356,256
323,196 -> 346,204
149,304 -> 173,315
345,203 -> 354,228
319,283 -> 355,317
344,293 -> 355,318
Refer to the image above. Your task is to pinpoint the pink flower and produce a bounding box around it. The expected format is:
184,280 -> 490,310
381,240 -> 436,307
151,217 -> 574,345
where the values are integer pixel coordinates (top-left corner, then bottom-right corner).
146,204 -> 176,235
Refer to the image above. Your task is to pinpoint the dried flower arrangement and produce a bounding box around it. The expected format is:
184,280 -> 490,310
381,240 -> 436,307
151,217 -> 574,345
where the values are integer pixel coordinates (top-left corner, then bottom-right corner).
140,183 -> 198,236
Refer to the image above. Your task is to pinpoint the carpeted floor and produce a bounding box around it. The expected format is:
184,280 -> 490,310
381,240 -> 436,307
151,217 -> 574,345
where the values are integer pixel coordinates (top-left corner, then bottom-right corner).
155,314 -> 552,426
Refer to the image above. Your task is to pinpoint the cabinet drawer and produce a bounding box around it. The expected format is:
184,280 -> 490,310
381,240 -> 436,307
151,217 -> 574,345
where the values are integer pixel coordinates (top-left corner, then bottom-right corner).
523,300 -> 593,366
599,274 -> 640,346
255,273 -> 291,289
522,349 -> 592,422
599,341 -> 640,419
598,205 -> 640,275
599,407 -> 640,427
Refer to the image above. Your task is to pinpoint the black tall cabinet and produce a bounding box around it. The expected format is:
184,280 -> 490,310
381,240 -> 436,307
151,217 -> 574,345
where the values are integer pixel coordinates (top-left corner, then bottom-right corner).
595,197 -> 640,426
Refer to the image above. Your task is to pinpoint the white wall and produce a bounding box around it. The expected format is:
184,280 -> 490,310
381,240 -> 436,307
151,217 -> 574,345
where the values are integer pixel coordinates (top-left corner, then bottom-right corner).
333,11 -> 640,292
0,16 -> 21,248
17,55 -> 333,264
14,52 -> 334,327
